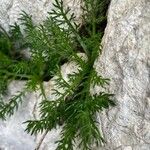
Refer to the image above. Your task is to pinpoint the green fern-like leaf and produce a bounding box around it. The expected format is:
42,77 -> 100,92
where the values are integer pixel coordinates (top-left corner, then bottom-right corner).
0,0 -> 114,149
0,91 -> 25,120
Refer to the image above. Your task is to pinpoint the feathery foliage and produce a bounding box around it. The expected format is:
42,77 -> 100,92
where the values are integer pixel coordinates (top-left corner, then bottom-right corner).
0,0 -> 115,149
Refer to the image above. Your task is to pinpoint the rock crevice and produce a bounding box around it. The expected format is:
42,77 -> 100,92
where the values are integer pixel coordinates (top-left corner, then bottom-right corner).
0,0 -> 150,150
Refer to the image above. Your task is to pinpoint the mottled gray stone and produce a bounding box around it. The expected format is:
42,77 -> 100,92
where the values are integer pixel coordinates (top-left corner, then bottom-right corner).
0,80 -> 62,150
0,0 -> 82,31
0,0 -> 150,150
0,81 -> 36,150
95,0 -> 150,149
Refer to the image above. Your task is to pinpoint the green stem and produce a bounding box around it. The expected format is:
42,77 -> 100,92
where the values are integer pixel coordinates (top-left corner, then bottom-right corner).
0,25 -> 10,40
1,70 -> 30,79
39,81 -> 47,100
58,1 -> 89,57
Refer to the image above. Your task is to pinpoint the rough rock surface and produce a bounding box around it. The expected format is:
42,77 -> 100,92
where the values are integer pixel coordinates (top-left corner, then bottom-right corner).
0,81 -> 61,150
95,0 -> 150,149
0,0 -> 150,150
0,62 -> 80,150
0,0 -> 82,31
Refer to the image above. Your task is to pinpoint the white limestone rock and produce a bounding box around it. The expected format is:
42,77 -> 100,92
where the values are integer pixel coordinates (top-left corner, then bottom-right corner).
0,81 -> 36,150
0,0 -> 82,31
0,61 -> 80,150
0,0 -> 150,150
95,0 -> 150,149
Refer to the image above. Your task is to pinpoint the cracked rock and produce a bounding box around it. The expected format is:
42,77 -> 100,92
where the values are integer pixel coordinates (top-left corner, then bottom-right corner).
0,0 -> 150,150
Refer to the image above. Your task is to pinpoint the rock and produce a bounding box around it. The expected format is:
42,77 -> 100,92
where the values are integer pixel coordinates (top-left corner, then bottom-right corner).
0,60 -> 80,150
0,81 -> 36,150
95,0 -> 150,149
0,80 -> 62,150
0,0 -> 150,150
0,0 -> 82,31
